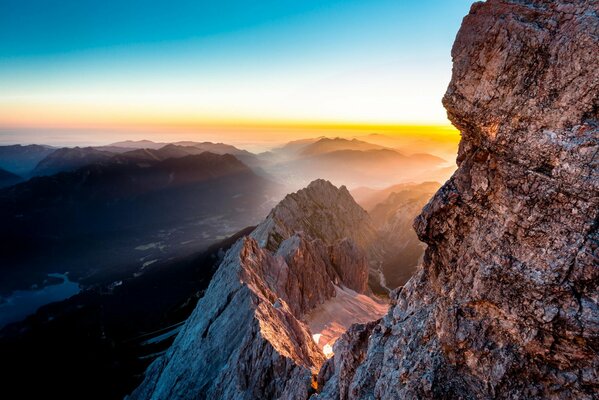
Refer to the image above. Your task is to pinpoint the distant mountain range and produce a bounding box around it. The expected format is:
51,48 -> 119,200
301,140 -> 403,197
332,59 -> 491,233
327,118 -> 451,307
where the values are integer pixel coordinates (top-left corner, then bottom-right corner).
0,135 -> 455,293
0,144 -> 56,176
0,152 -> 282,294
0,140 -> 261,181
364,182 -> 440,288
31,146 -> 115,176
261,137 -> 451,189
298,137 -> 389,156
0,168 -> 22,189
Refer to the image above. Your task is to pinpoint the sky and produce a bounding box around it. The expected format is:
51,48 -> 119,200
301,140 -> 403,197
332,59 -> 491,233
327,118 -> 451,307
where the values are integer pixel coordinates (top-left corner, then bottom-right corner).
0,0 -> 475,147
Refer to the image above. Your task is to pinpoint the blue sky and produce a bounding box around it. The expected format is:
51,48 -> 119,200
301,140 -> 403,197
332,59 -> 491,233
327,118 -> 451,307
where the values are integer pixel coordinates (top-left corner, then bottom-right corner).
0,0 -> 475,144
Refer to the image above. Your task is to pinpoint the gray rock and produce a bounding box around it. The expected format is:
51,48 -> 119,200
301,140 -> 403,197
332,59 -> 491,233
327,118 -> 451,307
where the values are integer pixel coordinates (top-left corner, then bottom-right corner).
129,180 -> 378,399
315,0 -> 599,399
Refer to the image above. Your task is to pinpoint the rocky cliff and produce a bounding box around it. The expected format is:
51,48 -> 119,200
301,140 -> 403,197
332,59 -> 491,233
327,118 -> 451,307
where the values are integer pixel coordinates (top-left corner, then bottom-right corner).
315,1 -> 598,399
129,180 -> 387,399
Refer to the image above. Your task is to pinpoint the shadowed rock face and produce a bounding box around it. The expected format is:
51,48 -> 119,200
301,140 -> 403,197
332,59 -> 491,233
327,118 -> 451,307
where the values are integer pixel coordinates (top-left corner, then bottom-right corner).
129,180 -> 381,400
315,1 -> 598,399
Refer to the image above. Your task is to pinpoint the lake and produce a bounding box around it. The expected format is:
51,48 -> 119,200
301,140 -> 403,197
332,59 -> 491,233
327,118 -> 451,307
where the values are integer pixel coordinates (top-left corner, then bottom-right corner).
0,273 -> 80,329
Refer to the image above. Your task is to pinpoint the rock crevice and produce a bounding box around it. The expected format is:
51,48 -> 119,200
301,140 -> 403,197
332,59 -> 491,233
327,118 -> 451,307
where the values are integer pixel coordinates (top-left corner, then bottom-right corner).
315,1 -> 598,399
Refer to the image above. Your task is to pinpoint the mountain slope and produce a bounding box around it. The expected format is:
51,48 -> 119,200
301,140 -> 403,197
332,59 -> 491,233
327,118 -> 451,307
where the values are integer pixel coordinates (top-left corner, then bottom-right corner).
130,180 -> 387,399
108,140 -> 166,149
368,182 -> 440,289
251,179 -> 377,251
315,1 -> 599,399
0,153 -> 281,293
352,181 -> 441,211
0,226 -> 255,399
299,138 -> 389,156
119,144 -> 206,161
268,148 -> 447,189
31,146 -> 115,176
0,144 -> 55,176
0,167 -> 22,189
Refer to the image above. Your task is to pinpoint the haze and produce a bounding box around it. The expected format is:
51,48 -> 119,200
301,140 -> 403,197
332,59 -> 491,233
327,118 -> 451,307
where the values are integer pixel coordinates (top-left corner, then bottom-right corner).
0,0 -> 473,148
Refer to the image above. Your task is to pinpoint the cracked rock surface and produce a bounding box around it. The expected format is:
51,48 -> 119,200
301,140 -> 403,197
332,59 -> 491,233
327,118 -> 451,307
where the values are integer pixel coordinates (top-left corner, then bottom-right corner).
314,1 -> 599,399
129,180 -> 379,400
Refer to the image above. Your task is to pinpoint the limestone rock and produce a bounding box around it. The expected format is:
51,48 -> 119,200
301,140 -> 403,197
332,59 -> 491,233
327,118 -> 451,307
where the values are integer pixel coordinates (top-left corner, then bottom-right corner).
129,180 -> 381,399
315,1 -> 599,399
251,179 -> 377,252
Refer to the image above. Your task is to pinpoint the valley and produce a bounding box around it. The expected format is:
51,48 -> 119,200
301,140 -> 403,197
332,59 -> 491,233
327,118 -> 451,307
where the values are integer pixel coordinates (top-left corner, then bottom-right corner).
0,134 -> 443,399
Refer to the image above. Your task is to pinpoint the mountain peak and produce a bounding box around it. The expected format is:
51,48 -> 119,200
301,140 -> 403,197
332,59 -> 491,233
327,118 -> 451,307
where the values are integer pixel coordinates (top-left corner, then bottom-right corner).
299,137 -> 387,157
251,179 -> 375,251
130,180 -> 385,399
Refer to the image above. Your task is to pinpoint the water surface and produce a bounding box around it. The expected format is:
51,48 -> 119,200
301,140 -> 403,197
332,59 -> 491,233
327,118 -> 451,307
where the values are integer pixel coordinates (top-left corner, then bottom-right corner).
0,273 -> 80,329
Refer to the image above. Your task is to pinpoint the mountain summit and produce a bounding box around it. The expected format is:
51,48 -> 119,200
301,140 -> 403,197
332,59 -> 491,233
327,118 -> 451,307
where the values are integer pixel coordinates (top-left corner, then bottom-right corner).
130,180 -> 387,399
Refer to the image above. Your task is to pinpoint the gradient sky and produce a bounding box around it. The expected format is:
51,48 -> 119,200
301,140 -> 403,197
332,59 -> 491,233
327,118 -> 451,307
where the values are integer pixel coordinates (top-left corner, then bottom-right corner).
0,0 -> 475,146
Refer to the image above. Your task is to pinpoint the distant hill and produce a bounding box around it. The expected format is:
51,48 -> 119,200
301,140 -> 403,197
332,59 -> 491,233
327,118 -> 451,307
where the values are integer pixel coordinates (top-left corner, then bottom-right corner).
299,137 -> 389,156
119,144 -> 206,161
352,132 -> 460,161
366,182 -> 440,288
352,181 -> 441,211
260,136 -> 453,189
0,144 -> 56,176
272,137 -> 322,154
31,147 -> 115,176
107,140 -> 166,149
0,152 -> 282,294
109,141 -> 262,168
0,168 -> 22,189
269,148 -> 447,189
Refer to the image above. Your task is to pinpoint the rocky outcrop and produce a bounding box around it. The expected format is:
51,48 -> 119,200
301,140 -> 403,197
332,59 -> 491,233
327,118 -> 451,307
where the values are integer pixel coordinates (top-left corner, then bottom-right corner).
251,179 -> 377,252
130,180 -> 386,399
315,1 -> 598,399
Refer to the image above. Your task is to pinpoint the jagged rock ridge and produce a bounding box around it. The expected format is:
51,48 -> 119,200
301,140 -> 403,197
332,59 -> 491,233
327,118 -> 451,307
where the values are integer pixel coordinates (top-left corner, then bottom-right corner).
315,1 -> 598,399
130,180 -> 386,399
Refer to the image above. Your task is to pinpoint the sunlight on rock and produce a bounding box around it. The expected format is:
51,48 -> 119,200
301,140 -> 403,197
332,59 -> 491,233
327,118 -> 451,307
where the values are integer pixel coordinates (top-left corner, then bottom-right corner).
312,333 -> 321,345
323,343 -> 334,358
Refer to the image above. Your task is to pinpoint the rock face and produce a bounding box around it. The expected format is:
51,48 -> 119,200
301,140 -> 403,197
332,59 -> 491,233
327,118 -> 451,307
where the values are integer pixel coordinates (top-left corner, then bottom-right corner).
252,179 -> 377,252
129,180 -> 383,399
315,1 -> 598,399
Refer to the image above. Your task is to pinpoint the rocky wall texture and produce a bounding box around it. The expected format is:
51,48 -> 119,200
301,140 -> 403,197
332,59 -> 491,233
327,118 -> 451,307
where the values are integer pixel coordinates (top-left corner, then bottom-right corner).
315,1 -> 599,399
129,180 -> 376,399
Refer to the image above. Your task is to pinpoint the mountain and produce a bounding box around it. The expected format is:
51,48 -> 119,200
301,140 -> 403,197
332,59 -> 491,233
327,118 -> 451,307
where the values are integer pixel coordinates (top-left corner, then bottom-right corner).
31,146 -> 115,176
173,141 -> 253,157
315,1 -> 599,398
0,226 -> 255,399
368,182 -> 440,288
298,137 -> 388,156
260,137 -> 453,190
119,144 -> 206,161
0,168 -> 22,189
108,140 -> 167,149
273,137 -> 322,155
0,144 -> 56,176
269,148 -> 447,189
251,179 -> 378,252
0,152 -> 282,294
352,132 -> 460,162
130,180 -> 387,399
352,181 -> 441,211
110,140 -> 262,168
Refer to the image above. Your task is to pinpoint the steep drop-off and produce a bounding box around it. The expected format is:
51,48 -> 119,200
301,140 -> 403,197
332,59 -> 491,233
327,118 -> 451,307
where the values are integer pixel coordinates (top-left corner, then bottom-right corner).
130,180 -> 388,399
315,1 -> 598,399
